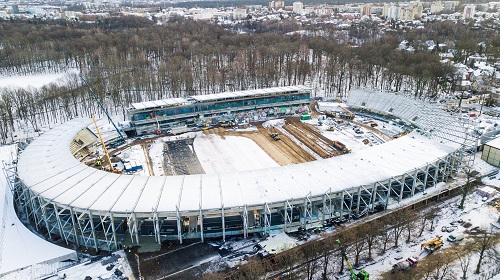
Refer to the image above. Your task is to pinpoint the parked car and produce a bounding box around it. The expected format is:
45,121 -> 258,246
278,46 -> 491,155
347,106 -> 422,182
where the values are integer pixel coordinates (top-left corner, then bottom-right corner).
447,233 -> 465,243
441,226 -> 455,232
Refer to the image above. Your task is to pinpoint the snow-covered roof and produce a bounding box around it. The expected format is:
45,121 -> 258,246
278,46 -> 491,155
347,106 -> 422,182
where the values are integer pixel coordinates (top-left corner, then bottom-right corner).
130,97 -> 189,110
17,118 -> 457,214
189,85 -> 311,103
485,136 -> 500,149
130,85 -> 312,111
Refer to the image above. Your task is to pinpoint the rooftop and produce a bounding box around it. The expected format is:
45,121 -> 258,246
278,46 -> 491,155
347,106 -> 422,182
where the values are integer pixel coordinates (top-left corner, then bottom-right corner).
17,117 -> 457,214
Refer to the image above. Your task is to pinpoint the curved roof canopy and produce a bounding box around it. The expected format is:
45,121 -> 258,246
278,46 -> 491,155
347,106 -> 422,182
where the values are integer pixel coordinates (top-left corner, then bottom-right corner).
18,118 -> 457,214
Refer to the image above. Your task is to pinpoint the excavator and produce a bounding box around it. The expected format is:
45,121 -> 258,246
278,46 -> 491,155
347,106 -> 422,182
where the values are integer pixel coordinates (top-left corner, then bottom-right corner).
337,239 -> 370,280
92,115 -> 122,174
338,105 -> 355,120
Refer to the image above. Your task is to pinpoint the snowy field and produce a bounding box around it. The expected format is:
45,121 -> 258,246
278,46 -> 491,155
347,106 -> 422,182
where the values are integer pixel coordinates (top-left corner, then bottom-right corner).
0,70 -> 77,89
194,134 -> 279,174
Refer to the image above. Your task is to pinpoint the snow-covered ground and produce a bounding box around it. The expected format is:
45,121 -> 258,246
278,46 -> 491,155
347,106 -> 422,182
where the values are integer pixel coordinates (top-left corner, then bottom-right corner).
0,70 -> 78,90
45,250 -> 134,280
148,140 -> 165,176
194,134 -> 278,174
119,145 -> 150,175
0,145 -> 78,279
364,192 -> 499,279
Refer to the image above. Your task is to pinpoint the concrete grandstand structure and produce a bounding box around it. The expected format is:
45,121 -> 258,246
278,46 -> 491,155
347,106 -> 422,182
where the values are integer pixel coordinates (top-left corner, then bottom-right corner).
126,85 -> 312,136
11,89 -> 475,251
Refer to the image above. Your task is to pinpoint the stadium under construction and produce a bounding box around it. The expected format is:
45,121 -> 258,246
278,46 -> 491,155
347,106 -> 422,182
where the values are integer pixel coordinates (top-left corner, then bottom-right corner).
9,88 -> 476,251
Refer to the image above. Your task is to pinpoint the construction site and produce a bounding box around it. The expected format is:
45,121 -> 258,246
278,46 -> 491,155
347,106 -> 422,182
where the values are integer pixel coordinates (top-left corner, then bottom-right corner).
102,108 -> 402,178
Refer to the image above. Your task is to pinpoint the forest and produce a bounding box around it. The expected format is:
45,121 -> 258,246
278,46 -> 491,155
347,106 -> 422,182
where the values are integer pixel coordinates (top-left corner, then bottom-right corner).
0,16 -> 498,143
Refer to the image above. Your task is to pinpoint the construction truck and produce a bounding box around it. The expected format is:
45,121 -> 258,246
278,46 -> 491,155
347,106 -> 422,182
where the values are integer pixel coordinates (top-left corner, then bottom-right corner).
392,257 -> 418,273
327,126 -> 335,131
338,105 -> 355,120
333,140 -> 350,154
337,239 -> 370,280
421,236 -> 443,253
270,133 -> 280,141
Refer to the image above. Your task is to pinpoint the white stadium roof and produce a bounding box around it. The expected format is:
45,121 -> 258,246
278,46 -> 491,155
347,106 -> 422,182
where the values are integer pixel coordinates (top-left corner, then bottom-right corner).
129,85 -> 311,111
17,118 -> 456,214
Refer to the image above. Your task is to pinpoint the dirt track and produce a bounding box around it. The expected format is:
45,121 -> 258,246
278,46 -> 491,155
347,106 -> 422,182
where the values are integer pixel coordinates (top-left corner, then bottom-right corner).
220,123 -> 316,166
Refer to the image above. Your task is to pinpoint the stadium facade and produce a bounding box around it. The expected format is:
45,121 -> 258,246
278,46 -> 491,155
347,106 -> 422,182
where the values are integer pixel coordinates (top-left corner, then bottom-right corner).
125,85 -> 312,135
11,89 -> 474,251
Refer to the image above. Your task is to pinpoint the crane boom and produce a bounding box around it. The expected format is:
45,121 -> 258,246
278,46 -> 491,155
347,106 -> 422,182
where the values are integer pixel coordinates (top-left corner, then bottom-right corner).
81,74 -> 125,143
337,239 -> 357,279
336,239 -> 370,280
338,105 -> 355,117
92,115 -> 114,173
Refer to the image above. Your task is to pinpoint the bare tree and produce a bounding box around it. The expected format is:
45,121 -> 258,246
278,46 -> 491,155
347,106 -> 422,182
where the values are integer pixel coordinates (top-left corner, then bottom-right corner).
473,230 -> 499,274
459,165 -> 478,210
352,227 -> 367,267
420,253 -> 455,280
454,246 -> 473,279
364,220 -> 380,260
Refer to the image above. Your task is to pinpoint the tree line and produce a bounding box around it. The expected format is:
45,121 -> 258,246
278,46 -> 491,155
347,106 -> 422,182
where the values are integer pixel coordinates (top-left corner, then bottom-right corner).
0,17 -> 498,143
202,203 -> 499,280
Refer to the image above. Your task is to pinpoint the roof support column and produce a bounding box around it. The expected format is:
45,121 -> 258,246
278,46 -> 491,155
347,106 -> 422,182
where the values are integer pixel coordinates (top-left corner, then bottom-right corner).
386,178 -> 392,207
284,200 -> 293,232
303,193 -> 312,229
176,208 -> 183,244
40,199 -> 52,240
199,177 -> 204,242
54,204 -> 68,245
153,210 -> 160,245
339,190 -> 345,219
199,210 -> 204,242
109,212 -> 118,250
70,208 -> 80,247
356,186 -> 362,214
88,211 -> 99,251
221,207 -> 226,243
242,205 -> 248,239
264,203 -> 271,236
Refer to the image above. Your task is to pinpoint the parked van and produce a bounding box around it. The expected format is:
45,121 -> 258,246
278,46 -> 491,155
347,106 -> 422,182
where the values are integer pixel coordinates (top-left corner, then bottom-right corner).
447,233 -> 465,243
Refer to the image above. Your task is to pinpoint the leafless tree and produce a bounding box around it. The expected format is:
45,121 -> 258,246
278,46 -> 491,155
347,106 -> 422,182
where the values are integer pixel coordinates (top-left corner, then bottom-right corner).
454,246 -> 473,279
473,230 -> 499,274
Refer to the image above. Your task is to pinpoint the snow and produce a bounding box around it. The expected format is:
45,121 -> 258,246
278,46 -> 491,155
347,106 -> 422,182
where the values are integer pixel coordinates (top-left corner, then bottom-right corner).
148,140 -> 165,176
258,232 -> 298,255
0,70 -> 78,90
17,119 -> 461,213
364,191 -> 500,279
45,250 -> 134,280
121,145 -> 150,175
194,134 -> 279,174
0,145 -> 78,278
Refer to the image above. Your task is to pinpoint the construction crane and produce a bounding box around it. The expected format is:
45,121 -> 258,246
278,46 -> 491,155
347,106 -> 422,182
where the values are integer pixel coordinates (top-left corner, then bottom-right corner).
421,236 -> 443,253
80,74 -> 125,143
92,114 -> 119,173
336,239 -> 370,280
338,105 -> 355,120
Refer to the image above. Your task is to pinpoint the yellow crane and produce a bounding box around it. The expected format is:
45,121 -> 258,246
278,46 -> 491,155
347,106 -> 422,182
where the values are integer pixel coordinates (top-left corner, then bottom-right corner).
338,105 -> 355,120
92,115 -> 117,173
421,236 -> 443,253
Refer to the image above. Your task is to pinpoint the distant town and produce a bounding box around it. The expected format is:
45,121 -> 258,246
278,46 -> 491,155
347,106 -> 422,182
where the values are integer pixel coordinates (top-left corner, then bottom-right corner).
0,0 -> 499,28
